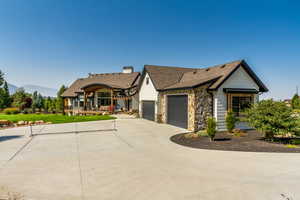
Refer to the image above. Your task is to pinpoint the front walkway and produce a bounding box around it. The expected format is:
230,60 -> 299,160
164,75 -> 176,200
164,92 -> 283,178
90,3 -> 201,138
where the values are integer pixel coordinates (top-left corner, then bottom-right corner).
0,118 -> 299,200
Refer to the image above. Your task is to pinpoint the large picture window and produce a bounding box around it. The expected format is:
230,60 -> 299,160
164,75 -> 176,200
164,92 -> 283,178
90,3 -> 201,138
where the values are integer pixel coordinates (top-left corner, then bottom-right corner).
228,94 -> 253,117
97,92 -> 112,106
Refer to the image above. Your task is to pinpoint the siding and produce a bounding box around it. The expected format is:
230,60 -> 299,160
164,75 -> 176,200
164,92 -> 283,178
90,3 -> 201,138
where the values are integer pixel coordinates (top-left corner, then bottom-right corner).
214,66 -> 259,131
139,73 -> 159,120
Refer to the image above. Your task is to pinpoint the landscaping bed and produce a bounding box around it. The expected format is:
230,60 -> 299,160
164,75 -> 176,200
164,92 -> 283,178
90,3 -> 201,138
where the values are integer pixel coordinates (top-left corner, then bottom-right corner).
170,130 -> 300,153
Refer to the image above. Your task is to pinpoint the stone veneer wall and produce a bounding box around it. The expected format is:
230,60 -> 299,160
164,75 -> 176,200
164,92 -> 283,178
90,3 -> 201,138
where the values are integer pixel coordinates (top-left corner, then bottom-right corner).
158,89 -> 195,131
158,84 -> 213,132
194,84 -> 213,130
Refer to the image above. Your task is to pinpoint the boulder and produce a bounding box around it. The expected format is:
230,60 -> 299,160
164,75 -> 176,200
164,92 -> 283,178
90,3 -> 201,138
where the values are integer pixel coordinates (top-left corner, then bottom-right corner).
102,112 -> 109,115
17,121 -> 26,126
35,120 -> 45,125
0,120 -> 12,126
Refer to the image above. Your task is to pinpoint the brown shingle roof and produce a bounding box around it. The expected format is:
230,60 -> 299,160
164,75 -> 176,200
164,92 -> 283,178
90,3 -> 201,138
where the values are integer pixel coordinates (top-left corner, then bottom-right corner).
144,65 -> 196,90
62,72 -> 140,97
144,60 -> 268,92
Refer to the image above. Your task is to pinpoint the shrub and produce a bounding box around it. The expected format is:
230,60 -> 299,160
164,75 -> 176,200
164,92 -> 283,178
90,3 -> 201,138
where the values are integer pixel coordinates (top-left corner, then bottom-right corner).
22,108 -> 33,114
246,99 -> 298,139
226,111 -> 238,133
197,130 -> 208,137
291,139 -> 300,145
206,117 -> 217,141
3,107 -> 20,115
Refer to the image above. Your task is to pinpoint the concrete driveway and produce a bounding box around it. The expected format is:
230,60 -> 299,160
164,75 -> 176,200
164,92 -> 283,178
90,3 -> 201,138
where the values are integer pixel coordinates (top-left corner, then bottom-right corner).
0,117 -> 299,200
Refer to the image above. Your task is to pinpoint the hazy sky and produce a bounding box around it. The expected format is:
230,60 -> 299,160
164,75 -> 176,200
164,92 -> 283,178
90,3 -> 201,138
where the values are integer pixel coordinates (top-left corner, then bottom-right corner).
0,0 -> 299,100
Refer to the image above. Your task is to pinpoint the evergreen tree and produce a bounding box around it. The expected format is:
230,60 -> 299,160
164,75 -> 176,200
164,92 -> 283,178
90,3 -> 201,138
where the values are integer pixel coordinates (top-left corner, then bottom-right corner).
56,85 -> 67,113
44,97 -> 52,113
12,88 -> 28,109
31,91 -> 38,112
36,93 -> 44,111
3,82 -> 11,108
291,94 -> 300,109
0,70 -> 4,87
0,72 -> 10,109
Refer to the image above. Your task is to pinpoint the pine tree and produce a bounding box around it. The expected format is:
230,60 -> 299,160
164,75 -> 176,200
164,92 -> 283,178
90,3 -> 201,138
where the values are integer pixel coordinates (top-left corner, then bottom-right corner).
56,85 -> 67,113
291,94 -> 300,109
36,93 -> 44,111
0,70 -> 4,87
0,71 -> 9,109
31,91 -> 38,113
2,81 -> 11,108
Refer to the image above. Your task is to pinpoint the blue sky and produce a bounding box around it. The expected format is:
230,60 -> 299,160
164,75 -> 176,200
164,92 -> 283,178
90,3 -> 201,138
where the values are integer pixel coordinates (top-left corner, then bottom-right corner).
0,0 -> 299,99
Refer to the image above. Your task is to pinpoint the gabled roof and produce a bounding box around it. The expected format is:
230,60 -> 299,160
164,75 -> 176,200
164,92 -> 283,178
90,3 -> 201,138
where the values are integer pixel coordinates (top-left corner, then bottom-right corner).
62,72 -> 140,97
143,60 -> 268,92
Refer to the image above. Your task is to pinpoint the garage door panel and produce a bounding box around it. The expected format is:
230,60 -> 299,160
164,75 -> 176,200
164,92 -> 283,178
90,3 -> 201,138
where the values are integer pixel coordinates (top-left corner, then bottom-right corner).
142,101 -> 155,121
167,95 -> 188,129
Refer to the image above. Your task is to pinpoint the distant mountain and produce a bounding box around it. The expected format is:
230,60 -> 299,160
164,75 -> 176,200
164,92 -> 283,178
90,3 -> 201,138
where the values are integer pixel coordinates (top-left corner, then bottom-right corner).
8,83 -> 18,94
22,85 -> 57,97
6,83 -> 57,97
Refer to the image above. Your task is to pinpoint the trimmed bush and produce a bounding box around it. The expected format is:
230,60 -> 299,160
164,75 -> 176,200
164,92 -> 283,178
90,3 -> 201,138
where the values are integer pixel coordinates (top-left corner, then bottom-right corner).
226,111 -> 238,133
206,117 -> 217,141
3,107 -> 20,115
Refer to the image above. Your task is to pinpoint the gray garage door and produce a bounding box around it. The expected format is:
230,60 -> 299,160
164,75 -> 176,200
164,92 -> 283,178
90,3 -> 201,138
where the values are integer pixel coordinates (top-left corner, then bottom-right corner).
167,95 -> 188,129
142,101 -> 155,121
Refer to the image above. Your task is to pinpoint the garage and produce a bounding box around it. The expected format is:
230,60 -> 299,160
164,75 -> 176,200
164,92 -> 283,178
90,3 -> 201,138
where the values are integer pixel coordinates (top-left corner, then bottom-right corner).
167,95 -> 188,129
142,101 -> 155,121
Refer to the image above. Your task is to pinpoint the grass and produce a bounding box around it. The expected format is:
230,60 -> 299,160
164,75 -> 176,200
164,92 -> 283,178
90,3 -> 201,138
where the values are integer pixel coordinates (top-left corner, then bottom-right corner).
0,114 -> 116,124
286,144 -> 299,149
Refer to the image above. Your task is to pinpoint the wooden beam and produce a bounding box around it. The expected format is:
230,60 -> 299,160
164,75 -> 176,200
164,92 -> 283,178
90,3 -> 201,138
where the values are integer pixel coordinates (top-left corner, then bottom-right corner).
110,89 -> 114,112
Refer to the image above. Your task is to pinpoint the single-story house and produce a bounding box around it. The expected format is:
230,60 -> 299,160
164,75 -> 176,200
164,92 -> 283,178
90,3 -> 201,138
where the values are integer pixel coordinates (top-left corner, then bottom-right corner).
61,66 -> 140,115
62,60 -> 268,131
139,60 -> 268,131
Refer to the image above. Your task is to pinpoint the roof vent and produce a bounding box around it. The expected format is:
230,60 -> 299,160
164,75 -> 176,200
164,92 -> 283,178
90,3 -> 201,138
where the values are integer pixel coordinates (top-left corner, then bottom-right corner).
206,68 -> 210,71
123,66 -> 134,73
193,70 -> 197,74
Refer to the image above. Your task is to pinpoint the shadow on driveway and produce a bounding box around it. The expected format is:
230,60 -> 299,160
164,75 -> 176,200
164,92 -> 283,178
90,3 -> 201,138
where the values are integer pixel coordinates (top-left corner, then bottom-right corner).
0,135 -> 23,143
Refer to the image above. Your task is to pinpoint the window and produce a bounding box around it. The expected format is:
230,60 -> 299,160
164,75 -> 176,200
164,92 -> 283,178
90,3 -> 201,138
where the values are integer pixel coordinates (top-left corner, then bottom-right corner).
146,77 -> 149,85
97,91 -> 112,106
98,98 -> 111,106
231,96 -> 253,117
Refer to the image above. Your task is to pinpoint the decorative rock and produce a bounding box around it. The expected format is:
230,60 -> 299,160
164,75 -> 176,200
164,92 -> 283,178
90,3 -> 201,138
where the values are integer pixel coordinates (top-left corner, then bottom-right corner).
17,121 -> 26,126
28,121 -> 34,126
0,120 -> 12,126
35,120 -> 44,125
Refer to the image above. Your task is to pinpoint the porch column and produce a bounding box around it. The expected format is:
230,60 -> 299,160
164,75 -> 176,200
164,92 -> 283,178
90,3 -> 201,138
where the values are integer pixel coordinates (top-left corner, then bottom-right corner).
83,91 -> 87,111
110,89 -> 114,112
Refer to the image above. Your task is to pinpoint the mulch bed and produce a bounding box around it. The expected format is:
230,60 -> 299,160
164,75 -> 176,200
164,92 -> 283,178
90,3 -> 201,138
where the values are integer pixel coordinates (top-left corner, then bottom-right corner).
170,130 -> 300,153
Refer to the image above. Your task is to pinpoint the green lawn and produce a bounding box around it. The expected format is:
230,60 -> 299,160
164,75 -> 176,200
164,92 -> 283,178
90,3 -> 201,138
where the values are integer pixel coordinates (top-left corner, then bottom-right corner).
0,114 -> 116,124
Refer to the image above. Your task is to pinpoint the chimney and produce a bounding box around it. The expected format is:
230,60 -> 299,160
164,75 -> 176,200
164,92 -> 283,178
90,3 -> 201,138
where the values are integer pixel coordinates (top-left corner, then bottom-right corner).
123,66 -> 134,73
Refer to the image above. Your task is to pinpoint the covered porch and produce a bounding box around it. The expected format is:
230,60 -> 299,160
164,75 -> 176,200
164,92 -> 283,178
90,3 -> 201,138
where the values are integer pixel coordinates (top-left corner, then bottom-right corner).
65,83 -> 137,115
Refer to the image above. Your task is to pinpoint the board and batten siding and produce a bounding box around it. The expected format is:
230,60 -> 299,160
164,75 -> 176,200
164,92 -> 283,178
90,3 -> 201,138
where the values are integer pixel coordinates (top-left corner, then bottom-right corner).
213,66 -> 260,131
139,72 -> 159,120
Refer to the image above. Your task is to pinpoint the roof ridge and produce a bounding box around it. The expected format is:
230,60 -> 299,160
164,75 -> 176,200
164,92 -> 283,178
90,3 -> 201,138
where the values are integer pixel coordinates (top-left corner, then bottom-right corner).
203,59 -> 243,69
144,64 -> 197,70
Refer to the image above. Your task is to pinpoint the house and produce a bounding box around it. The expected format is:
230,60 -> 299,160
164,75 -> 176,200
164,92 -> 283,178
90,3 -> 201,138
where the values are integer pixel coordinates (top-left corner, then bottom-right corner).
139,60 -> 268,131
61,66 -> 140,115
62,60 -> 268,131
